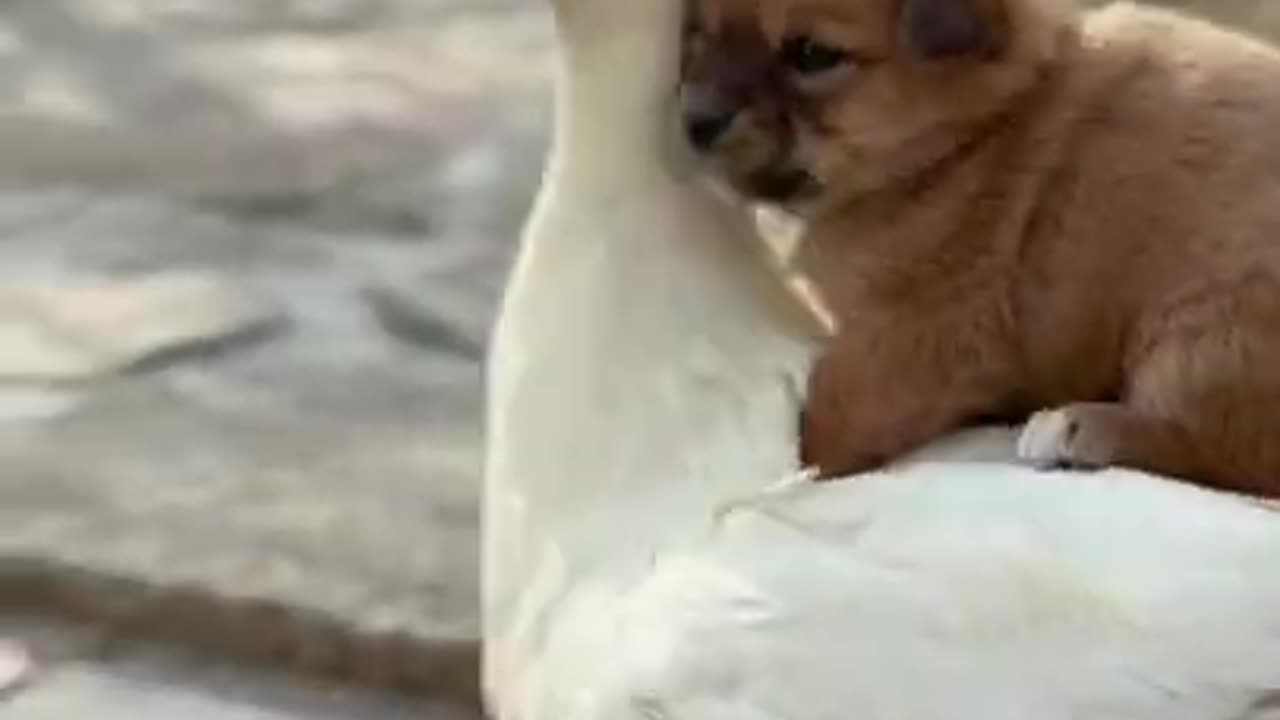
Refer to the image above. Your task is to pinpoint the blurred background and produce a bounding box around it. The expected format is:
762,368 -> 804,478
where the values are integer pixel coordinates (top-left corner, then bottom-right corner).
0,0 -> 1272,718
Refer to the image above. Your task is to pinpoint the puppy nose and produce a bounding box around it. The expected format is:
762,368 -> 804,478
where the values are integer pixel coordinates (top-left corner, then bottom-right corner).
685,111 -> 735,151
749,167 -> 816,202
682,86 -> 737,151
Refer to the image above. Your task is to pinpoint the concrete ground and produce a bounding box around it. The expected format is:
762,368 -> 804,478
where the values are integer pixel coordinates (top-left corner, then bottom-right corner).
0,0 -> 551,711
0,615 -> 478,718
0,0 -> 1275,716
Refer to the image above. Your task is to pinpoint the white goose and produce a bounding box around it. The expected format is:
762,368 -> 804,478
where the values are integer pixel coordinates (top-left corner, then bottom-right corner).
483,0 -> 1280,717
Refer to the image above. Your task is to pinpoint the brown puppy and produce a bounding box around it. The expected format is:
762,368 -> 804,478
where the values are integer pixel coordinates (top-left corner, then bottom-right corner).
681,0 -> 1280,497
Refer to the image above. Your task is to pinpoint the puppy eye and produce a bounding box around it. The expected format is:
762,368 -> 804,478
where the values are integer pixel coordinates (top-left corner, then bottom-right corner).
779,35 -> 851,75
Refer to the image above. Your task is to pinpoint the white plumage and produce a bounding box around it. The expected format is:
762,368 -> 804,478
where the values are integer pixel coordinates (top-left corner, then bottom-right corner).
482,1 -> 1280,718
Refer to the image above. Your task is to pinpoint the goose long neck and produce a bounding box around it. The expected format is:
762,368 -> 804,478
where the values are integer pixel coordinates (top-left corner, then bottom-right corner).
484,4 -> 817,704
549,0 -> 686,186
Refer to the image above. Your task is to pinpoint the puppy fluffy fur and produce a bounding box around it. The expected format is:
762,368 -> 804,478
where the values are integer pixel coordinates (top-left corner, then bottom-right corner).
682,0 -> 1280,496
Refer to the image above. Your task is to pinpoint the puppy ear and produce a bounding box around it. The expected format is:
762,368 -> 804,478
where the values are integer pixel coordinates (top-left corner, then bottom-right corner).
899,0 -> 997,59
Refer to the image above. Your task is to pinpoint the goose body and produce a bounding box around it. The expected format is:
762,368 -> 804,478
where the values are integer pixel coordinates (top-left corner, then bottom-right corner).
482,1 -> 1280,718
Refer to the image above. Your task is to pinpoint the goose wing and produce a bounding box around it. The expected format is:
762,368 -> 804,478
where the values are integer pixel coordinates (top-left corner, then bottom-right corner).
583,463 -> 1280,720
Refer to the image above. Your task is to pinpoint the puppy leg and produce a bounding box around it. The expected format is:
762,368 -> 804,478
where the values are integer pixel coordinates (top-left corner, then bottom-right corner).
801,325 -> 1014,479
1017,402 -> 1202,478
1122,327 -> 1280,498
1020,326 -> 1280,498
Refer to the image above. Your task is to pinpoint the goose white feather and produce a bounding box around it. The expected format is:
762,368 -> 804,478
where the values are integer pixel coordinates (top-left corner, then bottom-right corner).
483,1 -> 1280,718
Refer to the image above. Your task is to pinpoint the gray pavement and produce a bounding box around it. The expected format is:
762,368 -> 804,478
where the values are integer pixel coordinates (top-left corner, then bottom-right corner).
0,0 -> 551,701
1,616 -> 479,718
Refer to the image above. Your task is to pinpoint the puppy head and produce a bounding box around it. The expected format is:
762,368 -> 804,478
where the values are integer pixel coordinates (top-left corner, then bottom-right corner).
680,0 -> 1068,209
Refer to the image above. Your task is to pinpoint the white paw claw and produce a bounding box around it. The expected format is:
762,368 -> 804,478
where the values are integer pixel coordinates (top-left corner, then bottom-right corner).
0,639 -> 34,697
1017,409 -> 1081,469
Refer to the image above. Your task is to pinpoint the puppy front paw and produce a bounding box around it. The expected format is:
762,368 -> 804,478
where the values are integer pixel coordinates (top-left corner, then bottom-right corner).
1017,405 -> 1116,471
